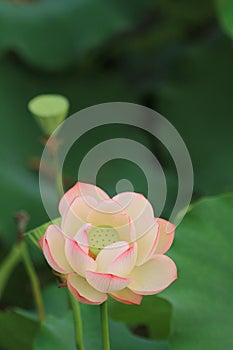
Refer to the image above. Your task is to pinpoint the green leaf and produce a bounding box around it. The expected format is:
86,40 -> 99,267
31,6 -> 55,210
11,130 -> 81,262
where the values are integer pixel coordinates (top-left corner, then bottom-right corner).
157,35 -> 233,196
109,295 -> 172,340
216,0 -> 233,39
42,284 -> 70,318
0,284 -> 168,350
0,0 -> 155,70
34,312 -> 76,350
110,321 -> 168,350
82,302 -> 168,350
35,308 -> 168,350
0,308 -> 39,350
42,285 -> 102,349
161,193 -> 233,349
25,217 -> 61,248
40,284 -> 168,350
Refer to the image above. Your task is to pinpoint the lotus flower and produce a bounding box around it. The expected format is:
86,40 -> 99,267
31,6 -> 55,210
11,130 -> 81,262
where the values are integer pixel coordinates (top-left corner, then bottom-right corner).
40,182 -> 177,305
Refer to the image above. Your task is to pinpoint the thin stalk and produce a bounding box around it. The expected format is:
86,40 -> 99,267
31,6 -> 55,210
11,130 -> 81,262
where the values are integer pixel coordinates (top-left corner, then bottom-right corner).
21,242 -> 45,321
69,292 -> 85,350
0,243 -> 22,299
100,301 -> 110,350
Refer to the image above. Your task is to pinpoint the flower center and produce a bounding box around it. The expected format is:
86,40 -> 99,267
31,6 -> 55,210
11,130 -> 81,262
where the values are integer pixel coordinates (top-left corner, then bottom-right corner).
88,225 -> 119,258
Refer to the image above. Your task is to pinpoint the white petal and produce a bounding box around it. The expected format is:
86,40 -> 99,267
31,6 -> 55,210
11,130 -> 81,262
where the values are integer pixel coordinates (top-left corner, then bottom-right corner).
113,192 -> 154,220
110,288 -> 142,305
85,270 -> 132,293
96,241 -> 129,273
91,199 -> 124,214
87,200 -> 134,242
74,223 -> 91,254
154,219 -> 175,254
67,273 -> 107,305
41,225 -> 71,274
135,218 -> 159,266
61,195 -> 96,236
128,255 -> 177,295
59,182 -> 109,215
65,237 -> 97,277
108,242 -> 137,277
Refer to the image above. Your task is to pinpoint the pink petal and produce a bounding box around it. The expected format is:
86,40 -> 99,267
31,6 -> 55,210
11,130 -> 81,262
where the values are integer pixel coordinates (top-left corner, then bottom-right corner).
128,255 -> 177,295
41,225 -> 71,274
110,288 -> 142,305
74,223 -> 91,254
61,195 -> 96,237
135,218 -> 159,266
154,219 -> 175,254
65,237 -> 97,277
108,242 -> 137,277
85,270 -> 132,293
113,192 -> 154,220
96,241 -> 129,273
67,273 -> 107,305
59,182 -> 109,216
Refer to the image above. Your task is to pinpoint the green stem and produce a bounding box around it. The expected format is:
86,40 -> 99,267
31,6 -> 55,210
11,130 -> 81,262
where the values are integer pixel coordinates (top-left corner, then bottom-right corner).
0,244 -> 22,299
100,301 -> 110,350
21,242 -> 45,321
69,292 -> 85,350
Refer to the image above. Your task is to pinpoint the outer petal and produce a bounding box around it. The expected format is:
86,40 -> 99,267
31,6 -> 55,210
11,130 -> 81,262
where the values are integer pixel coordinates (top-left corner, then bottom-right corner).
154,219 -> 175,254
65,237 -> 97,277
128,255 -> 177,295
86,271 -> 132,293
61,195 -> 96,236
108,242 -> 137,277
59,182 -> 109,216
135,218 -> 159,266
110,288 -> 142,305
41,225 -> 72,274
67,273 -> 107,305
113,192 -> 154,221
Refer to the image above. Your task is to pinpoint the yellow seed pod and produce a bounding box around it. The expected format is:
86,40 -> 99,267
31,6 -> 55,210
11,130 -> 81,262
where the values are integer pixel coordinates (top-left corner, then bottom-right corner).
88,226 -> 120,257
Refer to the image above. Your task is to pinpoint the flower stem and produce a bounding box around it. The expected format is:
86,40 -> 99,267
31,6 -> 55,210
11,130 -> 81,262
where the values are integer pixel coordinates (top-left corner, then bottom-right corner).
100,301 -> 110,350
69,292 -> 85,350
21,242 -> 45,321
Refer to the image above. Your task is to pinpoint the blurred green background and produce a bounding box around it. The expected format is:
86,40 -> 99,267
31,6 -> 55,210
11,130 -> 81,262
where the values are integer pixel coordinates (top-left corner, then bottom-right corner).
0,1 -> 233,349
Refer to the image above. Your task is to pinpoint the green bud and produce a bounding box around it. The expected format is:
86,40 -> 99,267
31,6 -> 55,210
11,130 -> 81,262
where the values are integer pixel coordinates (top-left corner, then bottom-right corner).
28,94 -> 69,135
